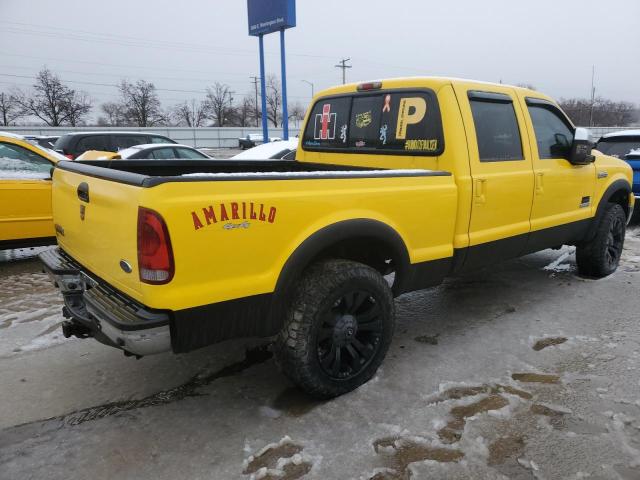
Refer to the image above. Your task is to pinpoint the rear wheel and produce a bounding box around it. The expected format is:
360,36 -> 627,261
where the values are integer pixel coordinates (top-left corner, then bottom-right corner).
275,259 -> 395,399
576,203 -> 626,278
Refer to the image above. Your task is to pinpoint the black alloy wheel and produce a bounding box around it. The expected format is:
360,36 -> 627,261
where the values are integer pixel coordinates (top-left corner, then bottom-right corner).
317,289 -> 383,380
604,213 -> 625,269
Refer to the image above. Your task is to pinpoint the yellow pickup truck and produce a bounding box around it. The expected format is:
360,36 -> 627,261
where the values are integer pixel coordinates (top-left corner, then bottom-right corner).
40,78 -> 634,398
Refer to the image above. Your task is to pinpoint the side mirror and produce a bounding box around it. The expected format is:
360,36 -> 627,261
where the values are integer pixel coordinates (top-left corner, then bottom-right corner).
569,127 -> 595,165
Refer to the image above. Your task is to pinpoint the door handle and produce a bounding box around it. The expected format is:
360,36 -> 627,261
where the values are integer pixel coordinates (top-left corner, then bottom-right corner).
77,182 -> 90,203
474,178 -> 486,204
535,173 -> 544,194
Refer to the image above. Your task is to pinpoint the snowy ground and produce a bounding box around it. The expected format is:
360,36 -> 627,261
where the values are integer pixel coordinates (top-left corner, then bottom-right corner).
1,227 -> 640,479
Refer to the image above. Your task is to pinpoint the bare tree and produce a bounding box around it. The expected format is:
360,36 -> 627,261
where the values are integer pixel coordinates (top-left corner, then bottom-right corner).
14,68 -> 92,126
205,82 -> 234,126
65,91 -> 92,126
0,91 -> 23,126
265,75 -> 281,127
97,101 -> 127,126
559,97 -> 638,127
172,99 -> 208,127
227,94 -> 256,127
117,79 -> 164,127
288,101 -> 306,128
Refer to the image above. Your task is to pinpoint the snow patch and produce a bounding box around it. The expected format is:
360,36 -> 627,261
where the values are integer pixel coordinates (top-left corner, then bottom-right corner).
543,247 -> 576,272
232,139 -> 298,160
242,435 -> 293,472
182,168 -> 433,179
258,406 -> 282,419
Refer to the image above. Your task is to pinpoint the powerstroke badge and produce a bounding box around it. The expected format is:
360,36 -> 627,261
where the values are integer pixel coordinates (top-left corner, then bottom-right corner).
191,202 -> 277,231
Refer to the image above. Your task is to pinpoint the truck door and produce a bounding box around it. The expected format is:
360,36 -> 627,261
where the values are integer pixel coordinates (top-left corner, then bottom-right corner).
519,97 -> 596,252
454,88 -> 535,270
0,141 -> 55,244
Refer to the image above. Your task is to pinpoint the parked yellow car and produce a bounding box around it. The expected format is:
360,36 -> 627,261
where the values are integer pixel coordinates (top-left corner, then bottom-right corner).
0,132 -> 64,249
75,150 -> 119,161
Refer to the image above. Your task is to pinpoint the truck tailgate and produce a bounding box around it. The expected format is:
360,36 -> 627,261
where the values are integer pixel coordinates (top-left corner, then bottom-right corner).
52,168 -> 142,299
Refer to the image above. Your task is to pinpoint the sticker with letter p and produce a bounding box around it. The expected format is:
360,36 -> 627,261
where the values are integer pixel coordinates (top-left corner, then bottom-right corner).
395,97 -> 427,140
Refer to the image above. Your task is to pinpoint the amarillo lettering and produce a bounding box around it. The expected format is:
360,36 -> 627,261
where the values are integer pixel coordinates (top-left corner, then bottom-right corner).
191,202 -> 277,230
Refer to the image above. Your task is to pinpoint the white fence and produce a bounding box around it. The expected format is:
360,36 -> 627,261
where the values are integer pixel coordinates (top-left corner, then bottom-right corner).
1,125 -> 636,148
0,126 -> 301,149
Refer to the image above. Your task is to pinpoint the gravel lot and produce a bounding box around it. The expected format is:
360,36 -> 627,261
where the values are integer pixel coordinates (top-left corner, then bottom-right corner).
1,227 -> 639,479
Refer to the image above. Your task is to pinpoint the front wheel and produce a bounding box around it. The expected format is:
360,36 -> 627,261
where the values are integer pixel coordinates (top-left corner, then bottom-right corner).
275,259 -> 395,399
576,203 -> 626,278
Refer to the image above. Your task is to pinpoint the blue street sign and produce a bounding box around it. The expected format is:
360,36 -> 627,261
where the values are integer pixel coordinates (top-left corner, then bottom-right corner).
247,0 -> 296,36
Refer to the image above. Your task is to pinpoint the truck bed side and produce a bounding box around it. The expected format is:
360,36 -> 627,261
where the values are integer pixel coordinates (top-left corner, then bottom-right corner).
53,160 -> 457,310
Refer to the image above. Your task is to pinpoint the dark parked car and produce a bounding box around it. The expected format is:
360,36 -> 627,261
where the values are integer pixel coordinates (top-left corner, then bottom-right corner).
53,131 -> 176,159
23,135 -> 60,150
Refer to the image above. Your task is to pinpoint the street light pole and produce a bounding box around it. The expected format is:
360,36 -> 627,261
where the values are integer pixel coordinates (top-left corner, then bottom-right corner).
335,58 -> 352,84
250,76 -> 260,127
301,79 -> 314,99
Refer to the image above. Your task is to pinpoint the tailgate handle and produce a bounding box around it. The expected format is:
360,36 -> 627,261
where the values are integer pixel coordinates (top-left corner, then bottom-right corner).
77,182 -> 90,203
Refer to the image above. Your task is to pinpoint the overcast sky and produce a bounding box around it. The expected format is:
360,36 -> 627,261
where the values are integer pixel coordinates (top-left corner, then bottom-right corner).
1,0 -> 639,120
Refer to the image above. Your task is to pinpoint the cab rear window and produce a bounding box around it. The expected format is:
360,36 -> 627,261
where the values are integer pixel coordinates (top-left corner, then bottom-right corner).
302,90 -> 444,155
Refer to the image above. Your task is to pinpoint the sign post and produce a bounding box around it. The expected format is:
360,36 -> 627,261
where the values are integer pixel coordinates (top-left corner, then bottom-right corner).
258,34 -> 269,146
279,28 -> 289,140
247,0 -> 296,142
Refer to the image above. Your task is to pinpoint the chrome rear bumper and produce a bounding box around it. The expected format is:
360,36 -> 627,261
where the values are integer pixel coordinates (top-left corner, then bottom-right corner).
39,247 -> 171,356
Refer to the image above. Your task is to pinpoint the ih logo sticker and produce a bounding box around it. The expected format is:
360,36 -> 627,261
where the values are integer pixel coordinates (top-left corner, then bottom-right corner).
314,104 -> 337,140
396,97 -> 427,140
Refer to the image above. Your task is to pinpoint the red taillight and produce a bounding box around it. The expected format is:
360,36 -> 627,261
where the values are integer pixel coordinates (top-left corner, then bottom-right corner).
65,154 -> 74,160
137,207 -> 174,284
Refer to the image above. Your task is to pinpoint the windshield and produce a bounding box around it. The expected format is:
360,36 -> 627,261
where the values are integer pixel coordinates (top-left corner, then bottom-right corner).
595,138 -> 640,158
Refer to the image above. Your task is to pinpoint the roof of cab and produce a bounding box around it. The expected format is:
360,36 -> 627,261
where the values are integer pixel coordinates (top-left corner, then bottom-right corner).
601,129 -> 640,139
314,76 -> 547,101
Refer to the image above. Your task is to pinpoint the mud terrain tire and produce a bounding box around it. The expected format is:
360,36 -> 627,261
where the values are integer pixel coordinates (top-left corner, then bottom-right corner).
576,203 -> 626,278
275,259 -> 395,399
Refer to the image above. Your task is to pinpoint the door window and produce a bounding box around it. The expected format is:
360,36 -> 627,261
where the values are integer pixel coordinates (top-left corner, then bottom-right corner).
281,150 -> 296,160
469,94 -> 523,162
527,104 -> 574,159
0,142 -> 52,179
149,136 -> 174,144
174,147 -> 208,159
151,148 -> 177,159
76,135 -> 110,153
114,135 -> 147,150
595,138 -> 640,158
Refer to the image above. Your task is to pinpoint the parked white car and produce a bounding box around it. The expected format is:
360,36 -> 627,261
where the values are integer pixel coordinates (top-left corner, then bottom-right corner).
232,138 -> 298,160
